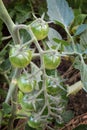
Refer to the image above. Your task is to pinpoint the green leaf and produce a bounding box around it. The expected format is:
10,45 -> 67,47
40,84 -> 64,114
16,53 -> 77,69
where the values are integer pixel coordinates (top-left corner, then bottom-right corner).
47,0 -> 74,27
74,14 -> 86,26
81,64 -> 87,92
48,27 -> 62,49
18,91 -> 23,103
62,110 -> 74,123
75,24 -> 87,36
2,103 -> 11,114
9,1 -> 32,24
53,38 -> 69,46
67,0 -> 83,9
19,29 -> 31,43
53,38 -> 69,51
0,59 -> 11,73
80,29 -> 87,51
74,125 -> 87,130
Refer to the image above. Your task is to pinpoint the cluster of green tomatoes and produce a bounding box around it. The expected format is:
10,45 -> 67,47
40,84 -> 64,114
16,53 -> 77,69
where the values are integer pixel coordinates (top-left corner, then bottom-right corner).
9,19 -> 61,129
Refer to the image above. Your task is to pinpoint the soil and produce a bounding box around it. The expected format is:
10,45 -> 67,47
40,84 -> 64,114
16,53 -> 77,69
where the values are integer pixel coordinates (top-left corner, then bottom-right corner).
58,58 -> 87,129
58,58 -> 87,116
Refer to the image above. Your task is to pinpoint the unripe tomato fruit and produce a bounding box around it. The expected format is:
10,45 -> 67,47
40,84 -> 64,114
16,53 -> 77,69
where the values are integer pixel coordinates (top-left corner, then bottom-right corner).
9,45 -> 32,68
17,74 -> 35,93
28,116 -> 40,128
30,19 -> 49,40
43,53 -> 61,70
20,94 -> 35,111
46,79 -> 59,95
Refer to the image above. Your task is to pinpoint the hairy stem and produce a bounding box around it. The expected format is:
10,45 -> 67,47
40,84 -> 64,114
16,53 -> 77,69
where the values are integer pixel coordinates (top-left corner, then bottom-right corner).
65,26 -> 76,52
5,69 -> 18,103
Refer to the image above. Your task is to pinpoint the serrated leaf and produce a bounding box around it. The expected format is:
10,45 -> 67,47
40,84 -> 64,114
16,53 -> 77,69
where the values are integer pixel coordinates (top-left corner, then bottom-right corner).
47,0 -> 74,27
9,1 -> 31,24
75,24 -> 87,36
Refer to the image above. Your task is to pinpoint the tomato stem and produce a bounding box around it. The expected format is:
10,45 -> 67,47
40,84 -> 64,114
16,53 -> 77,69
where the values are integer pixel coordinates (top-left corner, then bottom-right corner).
5,68 -> 18,103
65,26 -> 77,52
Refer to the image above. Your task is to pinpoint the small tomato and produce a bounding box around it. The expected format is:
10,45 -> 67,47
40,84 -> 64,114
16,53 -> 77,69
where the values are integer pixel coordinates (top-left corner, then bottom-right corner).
28,116 -> 40,128
43,53 -> 61,70
46,79 -> 59,95
9,45 -> 32,68
17,74 -> 35,93
20,94 -> 35,111
30,19 -> 49,40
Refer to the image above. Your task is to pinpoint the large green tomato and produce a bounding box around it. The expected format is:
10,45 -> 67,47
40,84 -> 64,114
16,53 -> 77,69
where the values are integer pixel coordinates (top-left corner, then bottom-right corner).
28,116 -> 40,128
9,45 -> 32,68
43,53 -> 61,70
17,74 -> 35,93
30,19 -> 49,40
46,79 -> 59,95
20,94 -> 35,111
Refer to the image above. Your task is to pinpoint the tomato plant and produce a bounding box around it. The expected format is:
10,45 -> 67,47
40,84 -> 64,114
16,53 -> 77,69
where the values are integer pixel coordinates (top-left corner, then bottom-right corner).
30,19 -> 49,40
28,116 -> 41,128
1,0 -> 86,129
9,45 -> 32,68
17,74 -> 35,93
43,53 -> 61,70
20,94 -> 35,111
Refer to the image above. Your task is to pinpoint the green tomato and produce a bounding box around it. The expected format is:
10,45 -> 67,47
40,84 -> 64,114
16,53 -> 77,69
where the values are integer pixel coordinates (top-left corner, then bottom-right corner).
20,94 -> 35,111
30,19 -> 49,40
43,53 -> 61,70
46,79 -> 59,95
17,74 -> 35,93
9,45 -> 32,68
28,116 -> 40,128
